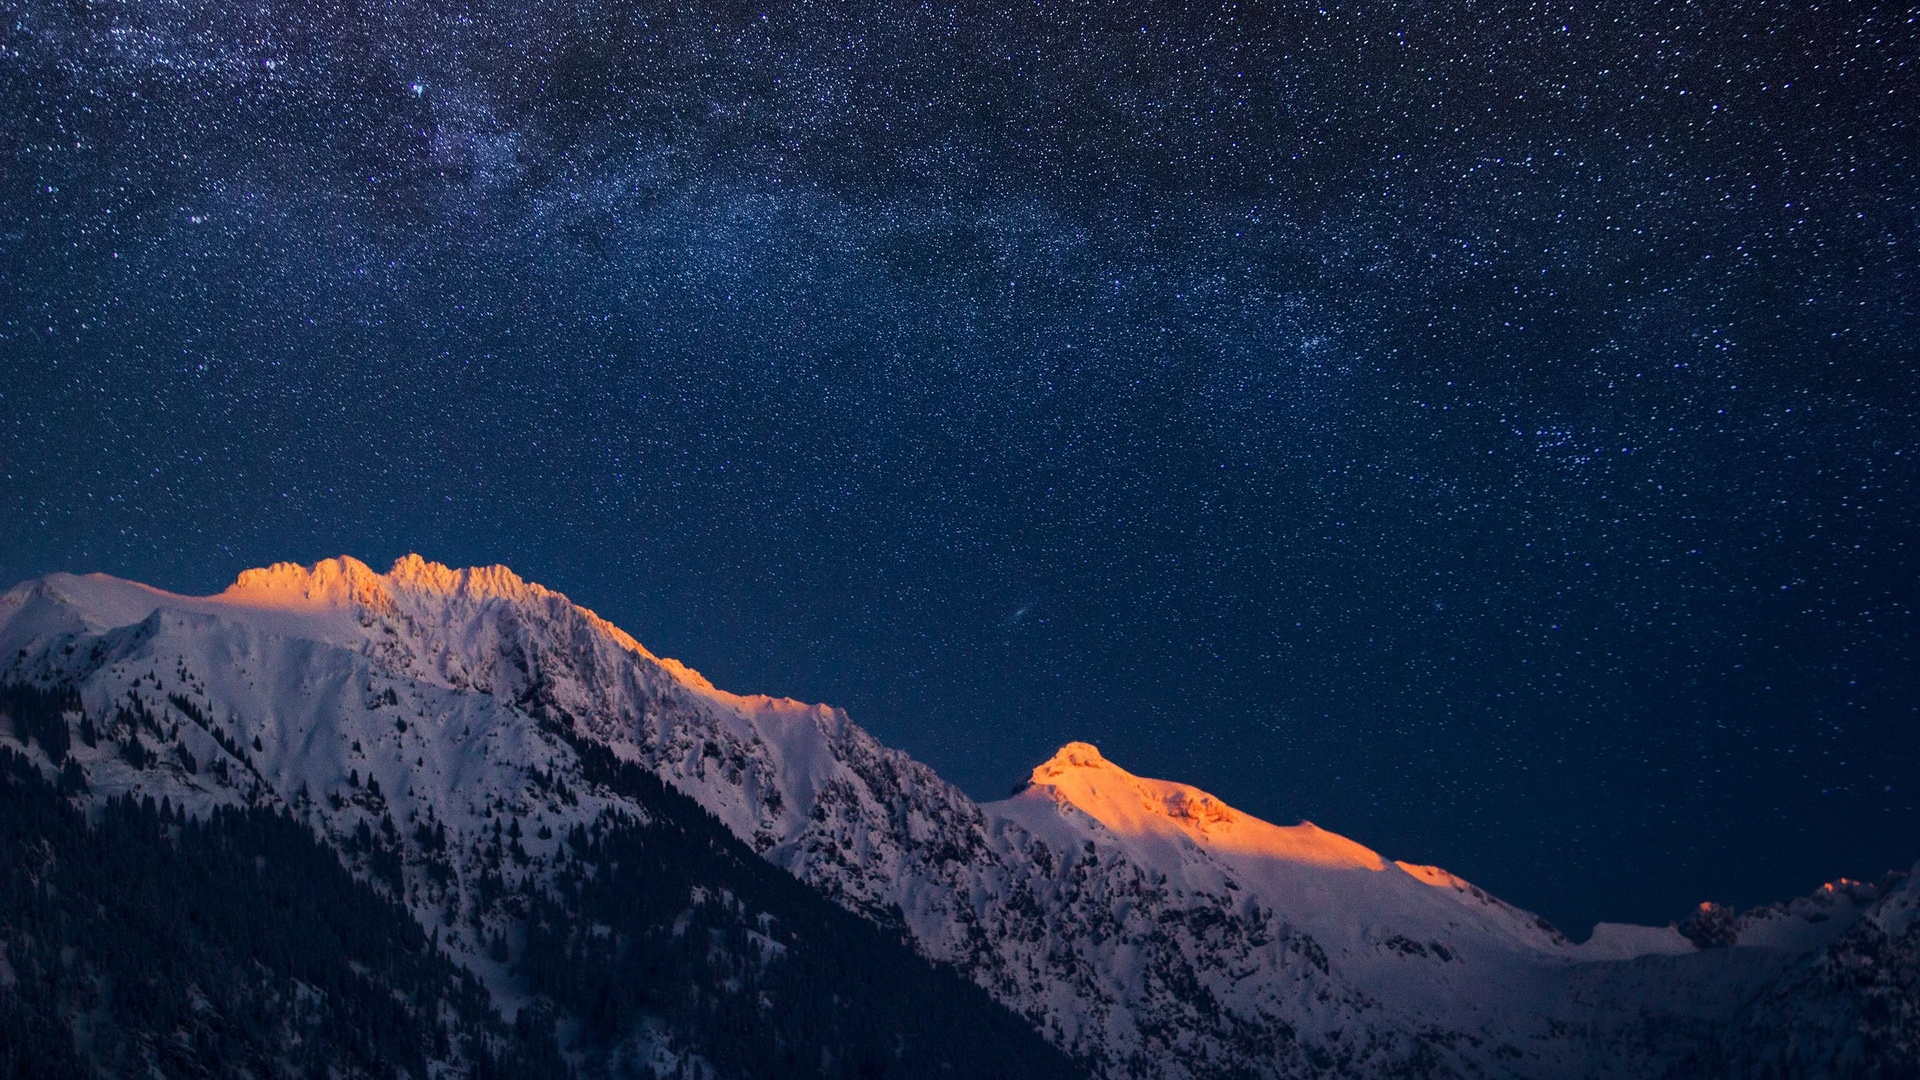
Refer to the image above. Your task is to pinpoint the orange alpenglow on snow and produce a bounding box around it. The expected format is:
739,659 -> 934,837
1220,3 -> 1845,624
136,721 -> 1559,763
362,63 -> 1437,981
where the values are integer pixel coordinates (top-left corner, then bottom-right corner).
1021,742 -> 1389,871
218,556 -> 396,610
220,554 -> 549,609
212,554 -> 813,713
1393,861 -> 1476,891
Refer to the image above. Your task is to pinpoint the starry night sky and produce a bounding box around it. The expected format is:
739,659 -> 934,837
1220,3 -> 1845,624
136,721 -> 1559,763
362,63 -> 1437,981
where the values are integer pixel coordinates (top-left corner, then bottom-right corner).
3,0 -> 1916,934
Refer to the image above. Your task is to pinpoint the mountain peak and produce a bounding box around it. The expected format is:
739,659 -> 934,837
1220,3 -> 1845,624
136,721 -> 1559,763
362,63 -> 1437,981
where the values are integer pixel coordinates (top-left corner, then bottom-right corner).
1040,741 -> 1108,770
1016,742 -> 1387,871
215,554 -> 716,686
224,555 -> 389,607
222,554 -> 556,609
383,554 -> 543,602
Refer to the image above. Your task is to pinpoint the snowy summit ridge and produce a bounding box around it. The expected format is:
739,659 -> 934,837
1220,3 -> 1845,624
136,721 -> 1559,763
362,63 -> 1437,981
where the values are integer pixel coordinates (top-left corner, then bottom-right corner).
217,554 -> 712,688
1,555 -> 1914,1079
1014,739 -> 1388,870
222,555 -> 591,628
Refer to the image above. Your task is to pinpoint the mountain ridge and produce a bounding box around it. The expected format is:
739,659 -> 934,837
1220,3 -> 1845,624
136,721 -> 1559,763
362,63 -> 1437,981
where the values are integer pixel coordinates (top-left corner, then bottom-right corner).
1009,738 -> 1391,872
1,554 -> 1914,1079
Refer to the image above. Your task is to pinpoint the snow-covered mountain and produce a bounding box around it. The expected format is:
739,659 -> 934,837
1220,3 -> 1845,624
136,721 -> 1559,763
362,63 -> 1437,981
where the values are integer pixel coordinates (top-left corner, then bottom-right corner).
1,556 -> 1913,1079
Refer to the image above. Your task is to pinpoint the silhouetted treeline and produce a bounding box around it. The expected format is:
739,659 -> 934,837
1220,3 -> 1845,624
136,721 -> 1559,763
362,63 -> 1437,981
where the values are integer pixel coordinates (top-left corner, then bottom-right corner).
0,745 -> 569,1080
2,681 -> 76,763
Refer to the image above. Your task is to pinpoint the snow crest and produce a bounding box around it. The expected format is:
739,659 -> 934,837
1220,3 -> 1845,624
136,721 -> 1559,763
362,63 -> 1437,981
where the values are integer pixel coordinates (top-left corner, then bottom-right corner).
0,556 -> 1903,1080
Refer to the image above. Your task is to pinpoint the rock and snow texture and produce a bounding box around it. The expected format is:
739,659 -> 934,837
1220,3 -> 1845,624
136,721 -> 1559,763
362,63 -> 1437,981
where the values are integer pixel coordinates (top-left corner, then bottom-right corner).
0,555 -> 1911,1079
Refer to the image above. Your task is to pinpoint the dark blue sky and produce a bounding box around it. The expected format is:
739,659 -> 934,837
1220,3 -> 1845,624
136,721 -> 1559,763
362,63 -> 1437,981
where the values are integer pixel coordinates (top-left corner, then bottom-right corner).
3,0 -> 1915,934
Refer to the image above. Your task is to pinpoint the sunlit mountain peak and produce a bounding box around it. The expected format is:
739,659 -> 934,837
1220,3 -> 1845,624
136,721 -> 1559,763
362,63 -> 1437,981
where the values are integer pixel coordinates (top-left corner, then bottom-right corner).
1017,741 -> 1387,871
223,554 -> 552,608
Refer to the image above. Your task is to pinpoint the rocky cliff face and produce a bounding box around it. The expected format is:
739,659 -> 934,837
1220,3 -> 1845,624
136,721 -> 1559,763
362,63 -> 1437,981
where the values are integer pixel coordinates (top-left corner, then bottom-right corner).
1,556 -> 1910,1078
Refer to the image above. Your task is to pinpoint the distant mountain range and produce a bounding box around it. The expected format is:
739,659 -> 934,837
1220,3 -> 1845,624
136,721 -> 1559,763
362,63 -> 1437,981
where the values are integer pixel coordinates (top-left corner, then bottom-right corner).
1,557 -> 1914,1079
